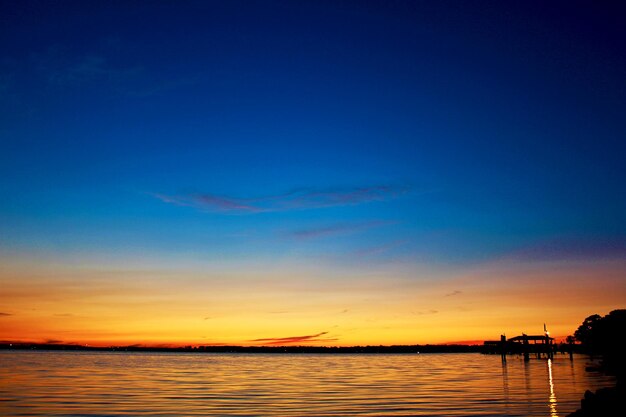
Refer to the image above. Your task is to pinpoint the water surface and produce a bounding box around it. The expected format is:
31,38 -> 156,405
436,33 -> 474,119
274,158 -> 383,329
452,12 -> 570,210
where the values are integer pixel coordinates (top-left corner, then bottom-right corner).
0,351 -> 615,416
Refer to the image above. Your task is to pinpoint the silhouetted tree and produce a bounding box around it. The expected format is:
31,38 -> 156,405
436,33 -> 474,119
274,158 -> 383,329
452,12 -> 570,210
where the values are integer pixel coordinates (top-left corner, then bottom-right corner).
573,310 -> 626,370
574,314 -> 602,351
568,309 -> 626,416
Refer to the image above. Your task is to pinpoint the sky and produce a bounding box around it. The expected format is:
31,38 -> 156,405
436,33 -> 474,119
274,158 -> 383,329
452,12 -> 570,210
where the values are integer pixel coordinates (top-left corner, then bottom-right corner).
1,0 -> 625,347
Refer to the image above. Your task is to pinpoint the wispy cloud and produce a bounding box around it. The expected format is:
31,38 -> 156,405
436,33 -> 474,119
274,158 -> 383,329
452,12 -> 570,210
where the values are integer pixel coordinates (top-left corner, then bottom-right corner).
0,312 -> 12,317
29,44 -> 200,97
194,194 -> 261,212
413,309 -> 439,315
250,331 -> 337,345
352,239 -> 408,257
290,220 -> 392,240
152,185 -> 408,214
126,75 -> 201,97
509,236 -> 626,262
445,290 -> 462,297
32,46 -> 141,86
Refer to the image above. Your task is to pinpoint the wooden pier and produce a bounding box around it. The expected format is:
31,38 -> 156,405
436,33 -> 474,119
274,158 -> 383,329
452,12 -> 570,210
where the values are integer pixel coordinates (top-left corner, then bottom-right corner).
484,330 -> 555,361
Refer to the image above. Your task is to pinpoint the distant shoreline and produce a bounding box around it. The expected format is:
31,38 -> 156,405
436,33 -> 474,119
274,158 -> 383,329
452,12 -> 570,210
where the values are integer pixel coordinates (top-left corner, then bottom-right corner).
0,343 -> 484,354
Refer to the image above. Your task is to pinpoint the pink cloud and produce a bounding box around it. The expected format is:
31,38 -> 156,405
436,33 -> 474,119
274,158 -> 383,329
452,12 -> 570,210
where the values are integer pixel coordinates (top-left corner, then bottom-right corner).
291,220 -> 393,240
250,331 -> 337,345
152,185 -> 408,214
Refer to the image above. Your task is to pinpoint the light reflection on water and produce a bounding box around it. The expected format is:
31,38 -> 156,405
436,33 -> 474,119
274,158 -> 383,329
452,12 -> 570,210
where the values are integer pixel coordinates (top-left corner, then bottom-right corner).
547,358 -> 558,417
0,351 -> 615,416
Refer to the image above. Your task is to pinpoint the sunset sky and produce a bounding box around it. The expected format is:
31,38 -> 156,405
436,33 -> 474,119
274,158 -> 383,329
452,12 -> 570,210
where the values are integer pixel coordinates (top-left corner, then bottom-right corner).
1,0 -> 625,347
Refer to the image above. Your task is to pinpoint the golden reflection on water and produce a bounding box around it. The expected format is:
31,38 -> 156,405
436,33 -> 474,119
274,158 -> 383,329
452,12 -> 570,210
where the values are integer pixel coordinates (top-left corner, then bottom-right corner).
501,359 -> 510,415
547,358 -> 558,417
0,352 -> 615,417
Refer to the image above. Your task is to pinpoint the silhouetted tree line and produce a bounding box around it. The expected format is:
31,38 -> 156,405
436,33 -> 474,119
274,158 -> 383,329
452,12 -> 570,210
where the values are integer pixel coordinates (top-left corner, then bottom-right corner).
573,309 -> 626,371
568,309 -> 625,417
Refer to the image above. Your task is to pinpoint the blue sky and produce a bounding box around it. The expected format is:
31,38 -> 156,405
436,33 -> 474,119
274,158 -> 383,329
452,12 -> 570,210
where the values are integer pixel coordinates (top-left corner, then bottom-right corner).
1,1 -> 625,344
2,0 -> 626,265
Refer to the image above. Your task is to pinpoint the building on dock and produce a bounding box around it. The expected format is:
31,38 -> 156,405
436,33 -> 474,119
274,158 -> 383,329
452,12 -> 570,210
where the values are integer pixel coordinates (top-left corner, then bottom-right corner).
484,325 -> 555,360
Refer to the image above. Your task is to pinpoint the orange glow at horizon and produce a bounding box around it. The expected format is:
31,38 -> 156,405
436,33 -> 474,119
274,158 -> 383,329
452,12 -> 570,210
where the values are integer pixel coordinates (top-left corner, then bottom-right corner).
1,257 -> 624,347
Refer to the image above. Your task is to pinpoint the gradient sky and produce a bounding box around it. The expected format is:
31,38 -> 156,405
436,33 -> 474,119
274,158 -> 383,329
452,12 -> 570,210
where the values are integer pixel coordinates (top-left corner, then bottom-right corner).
1,0 -> 625,346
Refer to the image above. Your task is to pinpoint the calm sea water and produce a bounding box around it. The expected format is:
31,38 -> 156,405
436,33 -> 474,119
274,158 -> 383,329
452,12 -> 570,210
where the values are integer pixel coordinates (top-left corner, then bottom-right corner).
0,351 -> 615,417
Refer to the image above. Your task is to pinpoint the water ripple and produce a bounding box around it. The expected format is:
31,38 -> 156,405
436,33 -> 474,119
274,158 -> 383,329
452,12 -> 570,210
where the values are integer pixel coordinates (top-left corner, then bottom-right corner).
0,352 -> 615,417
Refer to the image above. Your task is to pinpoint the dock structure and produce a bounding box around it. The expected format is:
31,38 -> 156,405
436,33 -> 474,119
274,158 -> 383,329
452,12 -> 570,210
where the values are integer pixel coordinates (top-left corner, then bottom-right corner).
484,326 -> 555,361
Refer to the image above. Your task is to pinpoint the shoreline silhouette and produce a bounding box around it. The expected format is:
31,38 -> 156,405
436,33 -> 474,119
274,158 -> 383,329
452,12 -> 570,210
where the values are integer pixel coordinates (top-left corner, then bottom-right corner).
1,342 -> 482,354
